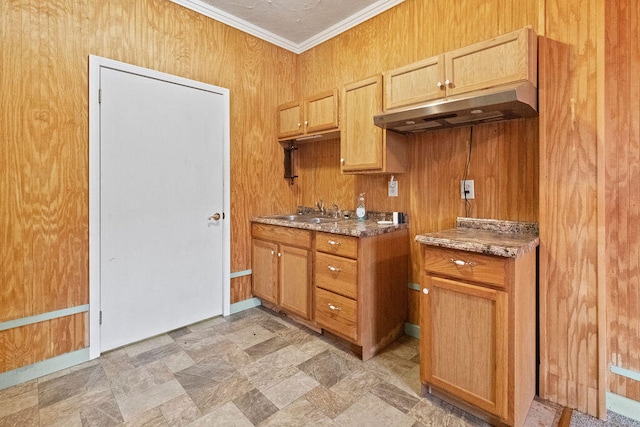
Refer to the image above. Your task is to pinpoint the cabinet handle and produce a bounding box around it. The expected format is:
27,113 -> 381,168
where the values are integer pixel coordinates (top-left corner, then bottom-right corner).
449,258 -> 476,267
445,79 -> 452,87
305,121 -> 308,125
327,265 -> 341,272
271,250 -> 275,255
422,288 -> 429,295
437,81 -> 444,89
328,303 -> 342,311
327,239 -> 342,246
297,122 -> 301,128
278,252 -> 282,257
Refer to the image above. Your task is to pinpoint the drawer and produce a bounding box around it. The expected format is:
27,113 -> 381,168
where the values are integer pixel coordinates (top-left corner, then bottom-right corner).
315,232 -> 358,259
252,223 -> 312,249
315,288 -> 358,342
423,246 -> 510,288
315,252 -> 357,299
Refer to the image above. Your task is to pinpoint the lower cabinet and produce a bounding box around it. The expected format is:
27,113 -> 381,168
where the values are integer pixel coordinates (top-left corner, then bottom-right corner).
251,224 -> 312,320
420,246 -> 536,426
251,222 -> 409,361
314,229 -> 409,361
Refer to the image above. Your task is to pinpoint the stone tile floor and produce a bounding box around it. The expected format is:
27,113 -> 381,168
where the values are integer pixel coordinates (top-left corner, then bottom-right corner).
0,307 -> 564,426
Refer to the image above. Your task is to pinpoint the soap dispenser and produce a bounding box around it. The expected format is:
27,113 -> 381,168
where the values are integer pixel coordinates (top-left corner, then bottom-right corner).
356,192 -> 366,221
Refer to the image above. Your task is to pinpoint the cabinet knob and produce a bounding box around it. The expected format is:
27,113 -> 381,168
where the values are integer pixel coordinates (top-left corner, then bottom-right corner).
340,158 -> 345,165
297,122 -> 301,128
437,81 -> 444,89
305,121 -> 308,125
445,79 -> 451,87
328,303 -> 342,311
271,250 -> 275,255
450,258 -> 476,267
327,265 -> 341,272
327,239 -> 342,246
278,252 -> 282,257
422,288 -> 429,295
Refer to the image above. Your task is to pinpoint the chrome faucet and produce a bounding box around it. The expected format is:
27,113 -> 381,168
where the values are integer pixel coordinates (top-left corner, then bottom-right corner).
332,203 -> 340,218
316,199 -> 325,215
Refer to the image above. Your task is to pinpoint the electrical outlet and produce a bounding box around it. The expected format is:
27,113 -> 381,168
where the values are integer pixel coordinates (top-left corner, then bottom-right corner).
388,179 -> 398,197
460,179 -> 475,199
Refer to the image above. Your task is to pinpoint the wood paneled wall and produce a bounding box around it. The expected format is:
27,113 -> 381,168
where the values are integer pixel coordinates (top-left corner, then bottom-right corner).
538,0 -> 604,418
0,0 -> 297,373
605,0 -> 640,403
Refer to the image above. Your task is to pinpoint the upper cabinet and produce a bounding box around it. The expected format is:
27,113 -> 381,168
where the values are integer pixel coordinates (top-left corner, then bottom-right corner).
383,27 -> 537,111
277,89 -> 339,141
341,75 -> 407,174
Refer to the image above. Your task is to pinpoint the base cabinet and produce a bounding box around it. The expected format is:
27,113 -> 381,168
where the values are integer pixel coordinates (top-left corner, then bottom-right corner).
420,246 -> 536,426
251,224 -> 313,320
314,229 -> 409,360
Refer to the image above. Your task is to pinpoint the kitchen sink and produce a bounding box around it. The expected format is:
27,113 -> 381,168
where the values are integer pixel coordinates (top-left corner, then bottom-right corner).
265,214 -> 341,224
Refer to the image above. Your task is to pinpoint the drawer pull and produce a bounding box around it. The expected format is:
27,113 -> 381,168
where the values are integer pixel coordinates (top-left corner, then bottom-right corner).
422,288 -> 429,295
327,265 -> 342,272
327,239 -> 342,246
450,258 -> 476,267
328,303 -> 342,311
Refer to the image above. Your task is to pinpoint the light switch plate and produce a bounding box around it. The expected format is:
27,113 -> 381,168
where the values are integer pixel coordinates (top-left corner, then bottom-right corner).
460,180 -> 475,199
388,180 -> 398,197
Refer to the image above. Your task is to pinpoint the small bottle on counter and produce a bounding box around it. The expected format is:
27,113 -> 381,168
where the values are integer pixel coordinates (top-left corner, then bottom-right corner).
356,193 -> 366,221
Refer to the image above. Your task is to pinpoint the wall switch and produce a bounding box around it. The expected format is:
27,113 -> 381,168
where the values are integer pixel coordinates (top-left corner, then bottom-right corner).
460,179 -> 475,199
388,179 -> 398,197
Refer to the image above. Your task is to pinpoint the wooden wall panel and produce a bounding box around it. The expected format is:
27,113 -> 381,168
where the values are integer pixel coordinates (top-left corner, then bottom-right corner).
0,313 -> 86,372
538,0 -> 602,417
0,0 -> 297,373
605,0 -> 640,403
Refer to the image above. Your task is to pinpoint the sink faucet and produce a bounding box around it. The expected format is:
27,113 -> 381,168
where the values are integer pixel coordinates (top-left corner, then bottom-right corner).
316,199 -> 325,215
331,203 -> 340,218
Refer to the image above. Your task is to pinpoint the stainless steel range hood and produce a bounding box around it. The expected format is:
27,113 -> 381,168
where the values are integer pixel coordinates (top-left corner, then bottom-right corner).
373,81 -> 538,134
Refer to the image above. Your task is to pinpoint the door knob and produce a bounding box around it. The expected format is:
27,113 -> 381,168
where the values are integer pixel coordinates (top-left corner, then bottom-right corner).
208,213 -> 221,221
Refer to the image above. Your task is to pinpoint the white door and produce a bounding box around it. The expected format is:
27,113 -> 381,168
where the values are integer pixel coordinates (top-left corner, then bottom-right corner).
99,66 -> 225,351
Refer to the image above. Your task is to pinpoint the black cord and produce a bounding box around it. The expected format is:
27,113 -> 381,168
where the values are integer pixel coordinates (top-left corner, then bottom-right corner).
463,127 -> 473,217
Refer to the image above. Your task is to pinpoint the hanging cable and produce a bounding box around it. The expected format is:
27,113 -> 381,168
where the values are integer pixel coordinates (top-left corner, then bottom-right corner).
463,127 -> 473,217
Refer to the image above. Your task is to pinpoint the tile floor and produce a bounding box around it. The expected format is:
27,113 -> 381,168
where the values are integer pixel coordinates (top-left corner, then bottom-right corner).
0,307 -> 564,427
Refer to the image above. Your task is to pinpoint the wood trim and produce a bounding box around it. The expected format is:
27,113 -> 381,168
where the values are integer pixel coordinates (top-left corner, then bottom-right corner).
558,407 -> 573,427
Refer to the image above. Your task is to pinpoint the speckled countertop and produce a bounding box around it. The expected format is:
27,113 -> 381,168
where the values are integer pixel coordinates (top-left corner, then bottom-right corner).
414,217 -> 539,258
251,213 -> 408,238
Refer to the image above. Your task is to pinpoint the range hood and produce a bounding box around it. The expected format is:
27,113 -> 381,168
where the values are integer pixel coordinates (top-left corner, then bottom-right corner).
373,81 -> 538,134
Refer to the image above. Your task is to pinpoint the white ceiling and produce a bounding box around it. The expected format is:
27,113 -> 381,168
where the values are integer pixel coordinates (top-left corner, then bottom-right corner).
170,0 -> 405,54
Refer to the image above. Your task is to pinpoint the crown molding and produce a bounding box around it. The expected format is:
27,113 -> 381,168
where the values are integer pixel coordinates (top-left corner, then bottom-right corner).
170,0 -> 405,54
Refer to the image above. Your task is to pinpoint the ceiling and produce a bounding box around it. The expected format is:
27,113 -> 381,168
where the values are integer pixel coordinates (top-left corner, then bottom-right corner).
170,0 -> 405,54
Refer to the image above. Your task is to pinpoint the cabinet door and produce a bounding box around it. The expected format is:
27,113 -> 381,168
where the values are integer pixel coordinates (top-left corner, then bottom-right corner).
304,89 -> 339,134
445,27 -> 536,97
341,75 -> 384,172
251,239 -> 278,304
277,100 -> 304,138
279,245 -> 312,319
384,55 -> 445,110
420,275 -> 508,419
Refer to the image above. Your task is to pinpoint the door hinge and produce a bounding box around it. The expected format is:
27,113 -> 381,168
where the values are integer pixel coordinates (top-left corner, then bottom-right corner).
98,89 -> 102,104
99,310 -> 103,325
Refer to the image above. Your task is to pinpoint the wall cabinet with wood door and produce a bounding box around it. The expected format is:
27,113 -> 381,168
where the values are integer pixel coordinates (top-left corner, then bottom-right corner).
251,223 -> 313,321
341,74 -> 407,174
384,27 -> 537,111
314,229 -> 409,360
420,246 -> 536,426
277,89 -> 339,141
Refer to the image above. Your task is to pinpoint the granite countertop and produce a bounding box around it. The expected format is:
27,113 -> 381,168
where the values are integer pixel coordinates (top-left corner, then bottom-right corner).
251,214 -> 408,238
414,217 -> 539,258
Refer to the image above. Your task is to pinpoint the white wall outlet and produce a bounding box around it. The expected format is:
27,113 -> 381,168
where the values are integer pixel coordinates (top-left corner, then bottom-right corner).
388,179 -> 398,197
460,179 -> 475,199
